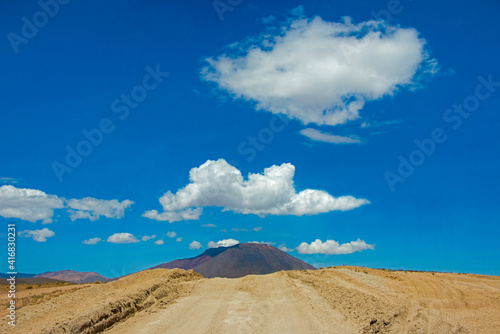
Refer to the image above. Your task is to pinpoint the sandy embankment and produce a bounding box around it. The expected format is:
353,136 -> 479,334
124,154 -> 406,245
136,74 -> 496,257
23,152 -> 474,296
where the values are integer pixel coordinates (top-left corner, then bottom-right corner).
0,269 -> 203,334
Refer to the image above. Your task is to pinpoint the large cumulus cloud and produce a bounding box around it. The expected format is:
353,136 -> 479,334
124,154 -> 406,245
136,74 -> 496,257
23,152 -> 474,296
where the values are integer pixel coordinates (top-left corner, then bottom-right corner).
143,159 -> 369,222
202,16 -> 437,126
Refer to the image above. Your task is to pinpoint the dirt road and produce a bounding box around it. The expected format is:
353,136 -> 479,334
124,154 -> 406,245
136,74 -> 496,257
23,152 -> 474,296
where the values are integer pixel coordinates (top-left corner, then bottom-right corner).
106,272 -> 359,334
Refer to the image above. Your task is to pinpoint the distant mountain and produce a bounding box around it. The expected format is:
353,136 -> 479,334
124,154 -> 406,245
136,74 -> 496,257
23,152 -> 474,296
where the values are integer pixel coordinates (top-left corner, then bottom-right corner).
0,272 -> 37,278
0,273 -> 69,285
36,270 -> 109,284
0,277 -> 71,285
151,243 -> 316,278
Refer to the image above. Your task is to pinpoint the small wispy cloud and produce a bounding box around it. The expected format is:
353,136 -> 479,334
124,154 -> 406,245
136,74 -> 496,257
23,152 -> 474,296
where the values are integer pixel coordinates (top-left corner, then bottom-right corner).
107,233 -> 139,244
0,177 -> 20,185
189,240 -> 202,249
261,15 -> 276,24
278,243 -> 294,252
208,239 -> 239,248
249,241 -> 276,245
231,228 -> 248,232
300,128 -> 361,144
361,119 -> 402,128
290,5 -> 305,17
82,237 -> 102,245
18,228 -> 55,242
296,239 -> 374,255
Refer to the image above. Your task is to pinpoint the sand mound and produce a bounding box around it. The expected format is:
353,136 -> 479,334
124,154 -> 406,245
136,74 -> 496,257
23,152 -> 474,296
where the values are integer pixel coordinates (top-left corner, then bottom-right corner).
1,269 -> 202,334
286,266 -> 500,334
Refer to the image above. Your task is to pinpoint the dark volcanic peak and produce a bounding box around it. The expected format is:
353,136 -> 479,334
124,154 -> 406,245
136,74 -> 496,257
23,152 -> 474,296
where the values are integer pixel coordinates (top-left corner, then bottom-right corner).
151,242 -> 316,278
151,244 -> 233,271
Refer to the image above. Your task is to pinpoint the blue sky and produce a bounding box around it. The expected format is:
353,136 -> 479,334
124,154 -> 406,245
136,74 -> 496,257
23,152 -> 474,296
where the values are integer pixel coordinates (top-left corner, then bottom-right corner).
1,0 -> 499,278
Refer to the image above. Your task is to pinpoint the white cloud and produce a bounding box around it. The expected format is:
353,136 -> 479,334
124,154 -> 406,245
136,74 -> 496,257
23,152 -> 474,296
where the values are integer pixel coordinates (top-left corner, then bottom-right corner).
189,240 -> 202,249
0,185 -> 133,223
202,17 -> 436,126
143,159 -> 368,222
300,128 -> 361,144
253,227 -> 263,232
361,119 -> 401,128
290,5 -> 305,17
278,243 -> 294,252
249,241 -> 276,246
143,207 -> 202,222
261,15 -> 276,24
82,237 -> 102,245
141,235 -> 156,241
0,177 -> 20,185
208,238 -> 239,248
154,240 -> 164,245
107,233 -> 139,244
0,185 -> 64,223
66,198 -> 134,222
296,239 -> 375,255
202,223 -> 216,227
176,237 -> 183,242
18,228 -> 55,242
231,228 -> 248,232
167,231 -> 177,238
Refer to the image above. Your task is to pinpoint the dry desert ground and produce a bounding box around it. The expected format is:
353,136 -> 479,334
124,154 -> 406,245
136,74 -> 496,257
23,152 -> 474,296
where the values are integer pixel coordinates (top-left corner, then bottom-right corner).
1,267 -> 499,334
